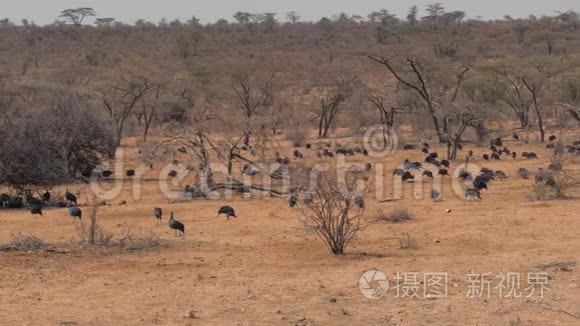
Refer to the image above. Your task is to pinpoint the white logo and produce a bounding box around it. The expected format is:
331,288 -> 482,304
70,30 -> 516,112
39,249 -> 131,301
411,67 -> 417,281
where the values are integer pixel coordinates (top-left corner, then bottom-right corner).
359,269 -> 389,299
363,125 -> 398,157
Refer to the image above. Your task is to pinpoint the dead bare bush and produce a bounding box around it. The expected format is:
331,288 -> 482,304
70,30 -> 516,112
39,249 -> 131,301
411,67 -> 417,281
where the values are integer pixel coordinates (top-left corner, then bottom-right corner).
75,204 -> 113,246
533,143 -> 579,199
116,229 -> 162,250
0,233 -> 47,251
299,169 -> 366,255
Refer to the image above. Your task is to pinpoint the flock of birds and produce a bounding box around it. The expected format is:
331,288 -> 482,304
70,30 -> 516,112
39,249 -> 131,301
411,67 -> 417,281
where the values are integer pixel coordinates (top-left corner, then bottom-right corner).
2,131 -> 578,238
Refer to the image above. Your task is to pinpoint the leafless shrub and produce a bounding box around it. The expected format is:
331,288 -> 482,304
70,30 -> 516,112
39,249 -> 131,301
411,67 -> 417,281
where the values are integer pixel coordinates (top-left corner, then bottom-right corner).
533,144 -> 579,199
399,233 -> 417,249
533,170 -> 578,199
377,208 -> 413,223
0,233 -> 47,251
299,169 -> 366,255
76,204 -> 113,246
117,229 -> 161,250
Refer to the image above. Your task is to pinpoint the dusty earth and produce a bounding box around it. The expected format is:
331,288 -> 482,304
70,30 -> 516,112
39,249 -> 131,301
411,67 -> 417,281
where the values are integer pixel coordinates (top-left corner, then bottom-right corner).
0,138 -> 579,325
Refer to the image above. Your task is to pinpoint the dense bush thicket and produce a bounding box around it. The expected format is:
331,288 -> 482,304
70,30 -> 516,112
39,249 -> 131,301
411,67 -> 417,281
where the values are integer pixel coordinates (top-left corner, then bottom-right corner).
0,88 -> 115,190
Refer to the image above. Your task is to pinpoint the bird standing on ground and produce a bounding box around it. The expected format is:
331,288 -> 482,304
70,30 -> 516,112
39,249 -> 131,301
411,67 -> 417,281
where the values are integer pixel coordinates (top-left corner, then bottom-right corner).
154,207 -> 163,225
101,170 -> 113,178
465,189 -> 482,200
65,189 -> 77,206
354,195 -> 365,213
217,205 -> 237,219
288,194 -> 297,208
68,206 -> 82,219
517,168 -> 529,179
168,212 -> 185,236
431,189 -> 441,201
42,191 -> 51,203
30,201 -> 43,216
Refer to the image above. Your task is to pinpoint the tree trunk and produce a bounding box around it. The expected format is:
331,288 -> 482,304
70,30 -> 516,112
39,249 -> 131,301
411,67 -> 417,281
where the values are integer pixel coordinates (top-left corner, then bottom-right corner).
426,102 -> 445,143
532,97 -> 545,142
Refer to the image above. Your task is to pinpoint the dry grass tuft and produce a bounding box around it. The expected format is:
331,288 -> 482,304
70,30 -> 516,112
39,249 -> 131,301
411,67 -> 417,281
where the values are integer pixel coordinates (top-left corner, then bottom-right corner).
375,208 -> 414,223
0,233 -> 47,251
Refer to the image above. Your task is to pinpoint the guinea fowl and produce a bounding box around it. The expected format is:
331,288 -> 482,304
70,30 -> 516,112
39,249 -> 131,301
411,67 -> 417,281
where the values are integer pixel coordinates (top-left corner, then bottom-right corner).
168,212 -> 185,236
65,189 -> 77,205
465,188 -> 482,200
217,205 -> 237,219
30,201 -> 43,216
402,171 -> 415,181
42,191 -> 51,203
438,169 -> 449,176
154,207 -> 163,225
393,169 -> 405,176
431,189 -> 441,201
101,170 -> 113,178
68,206 -> 82,220
517,168 -> 529,179
288,194 -> 297,208
354,196 -> 365,209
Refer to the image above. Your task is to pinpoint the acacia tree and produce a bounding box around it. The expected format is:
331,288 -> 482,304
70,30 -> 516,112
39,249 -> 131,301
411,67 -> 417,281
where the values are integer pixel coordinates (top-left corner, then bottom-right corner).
481,65 -> 534,129
231,70 -> 276,146
286,11 -> 300,23
101,76 -> 162,150
366,53 -> 469,143
442,106 -> 484,159
521,64 -> 560,142
137,85 -> 162,141
366,87 -> 403,149
314,75 -> 356,139
59,8 -> 96,26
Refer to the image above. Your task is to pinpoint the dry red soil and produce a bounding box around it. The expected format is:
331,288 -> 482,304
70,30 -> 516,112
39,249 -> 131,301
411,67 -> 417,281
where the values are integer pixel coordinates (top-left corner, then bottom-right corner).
1,141 -> 579,325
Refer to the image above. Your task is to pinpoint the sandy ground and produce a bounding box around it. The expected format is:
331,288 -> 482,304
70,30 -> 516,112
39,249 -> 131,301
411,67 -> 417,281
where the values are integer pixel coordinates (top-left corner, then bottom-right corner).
0,140 -> 579,325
